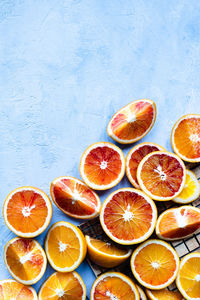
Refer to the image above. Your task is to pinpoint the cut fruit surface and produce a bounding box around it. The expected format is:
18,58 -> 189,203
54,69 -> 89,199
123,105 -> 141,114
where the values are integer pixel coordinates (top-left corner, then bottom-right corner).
85,235 -> 132,268
38,271 -> 86,300
156,206 -> 200,241
0,279 -> 37,299
45,221 -> 87,272
80,142 -> 125,190
107,99 -> 157,144
100,188 -> 157,245
137,151 -> 186,201
4,237 -> 47,285
136,284 -> 147,300
131,239 -> 179,290
146,288 -> 184,300
3,186 -> 52,237
176,252 -> 200,300
126,142 -> 165,189
173,170 -> 200,204
171,114 -> 200,162
90,272 -> 140,300
50,176 -> 101,219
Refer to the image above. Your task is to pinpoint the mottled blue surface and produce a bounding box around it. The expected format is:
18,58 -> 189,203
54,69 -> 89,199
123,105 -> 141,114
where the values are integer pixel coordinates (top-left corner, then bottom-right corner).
0,0 -> 200,297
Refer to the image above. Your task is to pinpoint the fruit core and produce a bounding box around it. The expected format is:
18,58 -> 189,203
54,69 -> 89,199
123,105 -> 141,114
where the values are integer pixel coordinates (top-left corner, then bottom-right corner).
189,133 -> 200,143
154,165 -> 166,181
22,205 -> 35,217
127,112 -> 136,123
59,241 -> 68,252
123,204 -> 133,221
106,290 -> 119,300
151,262 -> 160,269
55,288 -> 65,297
20,252 -> 32,264
100,161 -> 108,169
195,274 -> 200,282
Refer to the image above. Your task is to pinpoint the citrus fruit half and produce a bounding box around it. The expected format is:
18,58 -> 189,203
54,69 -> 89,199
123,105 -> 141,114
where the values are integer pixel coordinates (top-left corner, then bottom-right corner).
156,206 -> 200,241
0,279 -> 37,299
3,186 -> 52,237
136,284 -> 147,300
4,237 -> 47,285
131,239 -> 180,290
126,142 -> 165,189
107,99 -> 157,144
100,188 -> 157,245
146,288 -> 184,300
85,235 -> 132,268
80,142 -> 125,190
50,176 -> 101,219
90,272 -> 140,300
45,221 -> 87,272
38,271 -> 86,300
137,151 -> 186,201
171,114 -> 200,162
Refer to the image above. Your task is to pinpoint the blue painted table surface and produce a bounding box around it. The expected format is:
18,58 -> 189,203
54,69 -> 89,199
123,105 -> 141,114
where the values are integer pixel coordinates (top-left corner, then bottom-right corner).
1,0 -> 200,297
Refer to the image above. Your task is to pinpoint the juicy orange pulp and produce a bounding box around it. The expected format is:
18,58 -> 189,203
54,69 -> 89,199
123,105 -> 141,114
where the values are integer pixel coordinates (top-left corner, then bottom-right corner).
0,280 -> 36,299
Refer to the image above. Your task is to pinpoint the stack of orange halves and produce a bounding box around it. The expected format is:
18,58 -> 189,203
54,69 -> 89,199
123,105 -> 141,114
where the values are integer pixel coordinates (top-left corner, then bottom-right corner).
1,99 -> 200,300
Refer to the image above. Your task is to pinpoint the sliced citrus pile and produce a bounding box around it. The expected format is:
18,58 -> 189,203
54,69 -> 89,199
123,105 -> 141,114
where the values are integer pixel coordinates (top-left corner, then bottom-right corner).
107,99 -> 157,144
156,206 -> 200,241
173,170 -> 200,204
146,288 -> 183,300
38,271 -> 86,300
0,279 -> 37,299
126,142 -> 165,189
137,151 -> 186,201
4,237 -> 47,285
171,114 -> 200,162
45,221 -> 87,272
100,188 -> 157,245
80,142 -> 125,190
85,235 -> 132,268
90,272 -> 139,300
176,252 -> 200,299
3,186 -> 52,237
131,239 -> 179,289
50,176 -> 101,219
136,284 -> 147,300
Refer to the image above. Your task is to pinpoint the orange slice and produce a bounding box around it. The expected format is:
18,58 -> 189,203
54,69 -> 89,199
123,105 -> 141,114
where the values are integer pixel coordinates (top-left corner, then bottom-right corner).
45,221 -> 87,272
80,142 -> 125,190
50,176 -> 101,219
3,186 -> 52,237
85,235 -> 132,268
156,206 -> 200,241
38,271 -> 86,300
90,272 -> 140,300
107,99 -> 157,144
131,239 -> 179,289
100,188 -> 157,245
146,288 -> 184,300
171,114 -> 200,162
0,279 -> 37,299
126,142 -> 165,189
137,151 -> 186,201
136,284 -> 147,300
4,237 -> 47,285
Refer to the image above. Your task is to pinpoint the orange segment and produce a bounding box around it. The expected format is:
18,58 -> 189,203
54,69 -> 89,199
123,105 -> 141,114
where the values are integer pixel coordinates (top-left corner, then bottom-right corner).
100,188 -> 157,245
171,114 -> 200,162
80,142 -> 125,190
3,186 -> 52,237
50,177 -> 101,219
4,237 -> 47,285
0,279 -> 37,299
137,151 -> 186,201
107,99 -> 157,144
146,288 -> 183,300
38,271 -> 86,300
156,206 -> 200,241
131,239 -> 179,289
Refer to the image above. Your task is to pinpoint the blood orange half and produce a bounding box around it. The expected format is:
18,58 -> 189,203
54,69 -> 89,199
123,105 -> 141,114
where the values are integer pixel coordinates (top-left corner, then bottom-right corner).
0,279 -> 37,299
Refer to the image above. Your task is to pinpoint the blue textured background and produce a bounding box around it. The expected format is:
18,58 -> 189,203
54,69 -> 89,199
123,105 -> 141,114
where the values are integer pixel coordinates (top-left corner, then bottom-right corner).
1,0 -> 200,297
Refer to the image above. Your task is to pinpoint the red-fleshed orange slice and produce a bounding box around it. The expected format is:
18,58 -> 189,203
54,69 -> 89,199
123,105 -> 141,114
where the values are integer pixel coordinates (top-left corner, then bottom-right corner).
0,279 -> 37,299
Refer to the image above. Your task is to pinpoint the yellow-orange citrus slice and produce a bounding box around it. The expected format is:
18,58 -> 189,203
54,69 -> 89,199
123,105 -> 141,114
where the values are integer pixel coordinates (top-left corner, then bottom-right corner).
173,170 -> 200,204
45,221 -> 87,272
100,188 -> 157,245
90,272 -> 140,300
85,235 -> 132,268
38,271 -> 86,300
0,279 -> 37,299
171,114 -> 200,162
126,142 -> 165,189
80,142 -> 125,190
137,151 -> 186,201
136,284 -> 147,300
156,206 -> 200,241
4,237 -> 47,285
131,239 -> 179,290
50,176 -> 101,219
146,288 -> 184,300
3,186 -> 52,238
176,252 -> 200,300
107,99 -> 157,144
